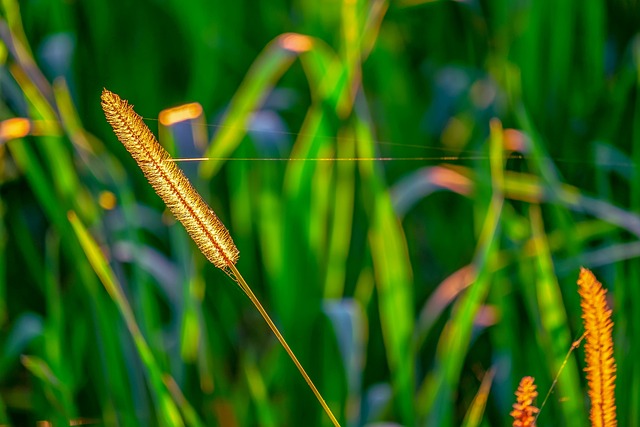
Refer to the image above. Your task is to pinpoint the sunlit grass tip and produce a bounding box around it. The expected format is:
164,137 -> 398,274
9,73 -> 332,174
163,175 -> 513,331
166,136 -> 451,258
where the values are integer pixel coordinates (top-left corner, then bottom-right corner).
577,267 -> 617,427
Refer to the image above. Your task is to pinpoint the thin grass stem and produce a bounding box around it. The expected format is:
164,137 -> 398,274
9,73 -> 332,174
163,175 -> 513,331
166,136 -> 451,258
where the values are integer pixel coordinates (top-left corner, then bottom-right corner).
227,263 -> 340,427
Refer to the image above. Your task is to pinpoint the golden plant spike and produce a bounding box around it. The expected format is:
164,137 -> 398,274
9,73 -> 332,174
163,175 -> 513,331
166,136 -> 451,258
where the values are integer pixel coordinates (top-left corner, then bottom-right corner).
101,88 -> 239,271
510,376 -> 539,427
577,267 -> 617,427
100,89 -> 340,427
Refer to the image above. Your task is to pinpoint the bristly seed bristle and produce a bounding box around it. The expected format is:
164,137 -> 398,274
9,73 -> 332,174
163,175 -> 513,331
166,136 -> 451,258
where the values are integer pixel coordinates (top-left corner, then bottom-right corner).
100,88 -> 239,270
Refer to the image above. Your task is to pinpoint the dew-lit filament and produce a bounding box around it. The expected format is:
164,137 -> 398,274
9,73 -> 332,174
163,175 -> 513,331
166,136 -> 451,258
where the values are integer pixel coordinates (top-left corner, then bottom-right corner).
150,116 -> 634,168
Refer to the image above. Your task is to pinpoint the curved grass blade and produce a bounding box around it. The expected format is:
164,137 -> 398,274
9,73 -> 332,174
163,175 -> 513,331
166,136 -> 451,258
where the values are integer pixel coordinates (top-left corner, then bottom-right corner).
199,34 -> 309,180
529,205 -> 587,426
354,115 -> 415,425
68,211 -> 187,427
418,119 -> 505,425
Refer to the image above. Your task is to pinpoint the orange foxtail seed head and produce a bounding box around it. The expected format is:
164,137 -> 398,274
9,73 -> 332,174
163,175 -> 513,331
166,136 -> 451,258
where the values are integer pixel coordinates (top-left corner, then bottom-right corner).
577,267 -> 617,427
510,376 -> 539,427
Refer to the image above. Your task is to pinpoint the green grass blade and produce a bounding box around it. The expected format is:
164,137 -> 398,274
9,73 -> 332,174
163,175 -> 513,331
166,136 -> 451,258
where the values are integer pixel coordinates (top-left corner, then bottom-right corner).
199,34 -> 301,180
419,120 -> 505,425
243,355 -> 278,427
68,211 -> 186,427
355,116 -> 415,425
324,128 -> 356,299
621,40 -> 640,427
460,367 -> 495,427
21,355 -> 73,422
528,205 -> 587,426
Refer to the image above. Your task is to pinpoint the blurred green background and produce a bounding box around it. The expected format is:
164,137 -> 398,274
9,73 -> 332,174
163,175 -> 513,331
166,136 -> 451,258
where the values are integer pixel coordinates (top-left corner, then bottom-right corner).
1,0 -> 639,425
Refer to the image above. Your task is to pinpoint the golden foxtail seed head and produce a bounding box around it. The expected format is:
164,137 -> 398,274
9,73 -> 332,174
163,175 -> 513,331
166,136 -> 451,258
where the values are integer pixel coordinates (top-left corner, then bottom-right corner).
100,88 -> 239,270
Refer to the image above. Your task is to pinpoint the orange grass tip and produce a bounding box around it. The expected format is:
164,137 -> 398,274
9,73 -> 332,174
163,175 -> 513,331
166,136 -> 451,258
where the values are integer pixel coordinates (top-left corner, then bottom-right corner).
577,267 -> 617,427
100,88 -> 239,270
159,102 -> 203,126
0,117 -> 31,141
510,376 -> 539,427
279,33 -> 313,52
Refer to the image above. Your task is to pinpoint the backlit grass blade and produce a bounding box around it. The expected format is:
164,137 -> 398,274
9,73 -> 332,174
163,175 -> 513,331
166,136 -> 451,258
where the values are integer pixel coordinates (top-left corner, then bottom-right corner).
162,375 -> 206,427
68,211 -> 186,427
42,231 -> 78,421
419,119 -> 505,425
0,200 -> 6,328
7,50 -> 96,224
400,164 -> 640,239
355,116 -> 415,425
199,33 -> 310,180
622,44 -> 640,427
243,355 -> 278,427
7,130 -> 137,422
178,274 -> 202,363
6,42 -> 166,417
21,355 -> 73,424
461,367 -> 495,427
529,205 -> 587,426
52,78 -> 103,156
339,0 -> 361,114
279,37 -> 354,424
324,127 -> 356,299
